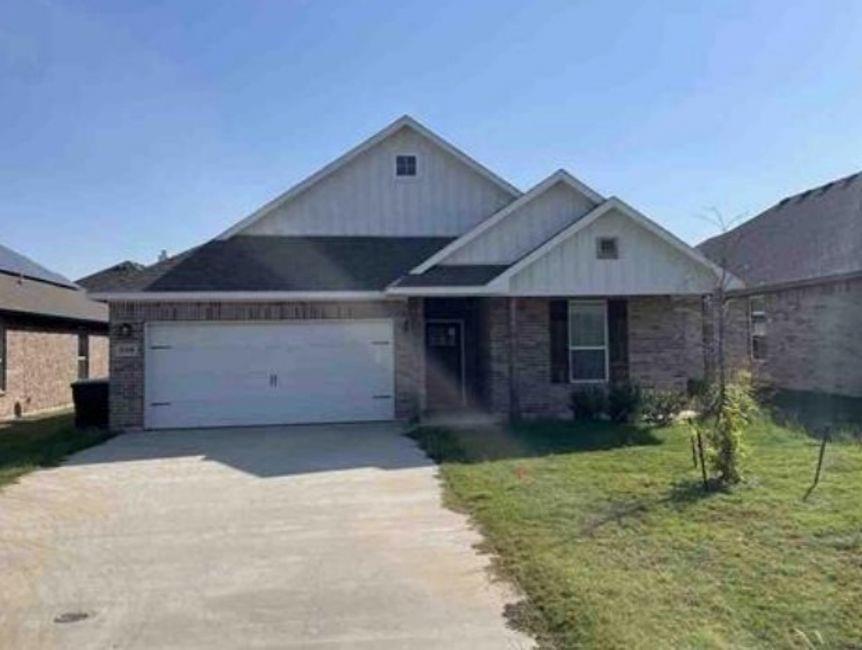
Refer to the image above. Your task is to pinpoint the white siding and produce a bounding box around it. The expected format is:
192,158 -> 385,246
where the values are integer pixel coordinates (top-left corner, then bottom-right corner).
444,181 -> 597,264
509,209 -> 716,295
241,127 -> 515,237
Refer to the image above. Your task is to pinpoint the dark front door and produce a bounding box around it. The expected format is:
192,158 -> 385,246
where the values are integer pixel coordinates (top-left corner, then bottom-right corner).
425,320 -> 464,410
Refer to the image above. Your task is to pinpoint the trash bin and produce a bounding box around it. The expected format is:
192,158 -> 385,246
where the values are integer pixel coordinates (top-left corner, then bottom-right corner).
71,378 -> 109,428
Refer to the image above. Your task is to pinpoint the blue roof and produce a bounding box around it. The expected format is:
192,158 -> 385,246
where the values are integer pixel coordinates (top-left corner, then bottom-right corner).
0,243 -> 76,288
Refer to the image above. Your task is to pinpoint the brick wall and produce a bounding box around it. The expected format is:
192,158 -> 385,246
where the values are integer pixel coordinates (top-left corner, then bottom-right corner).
0,320 -> 108,420
750,277 -> 862,397
479,296 -> 707,419
108,299 -> 423,430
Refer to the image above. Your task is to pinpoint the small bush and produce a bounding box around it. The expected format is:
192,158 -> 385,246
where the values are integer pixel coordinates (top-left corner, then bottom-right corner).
703,373 -> 759,484
641,390 -> 688,427
607,382 -> 642,423
570,387 -> 608,421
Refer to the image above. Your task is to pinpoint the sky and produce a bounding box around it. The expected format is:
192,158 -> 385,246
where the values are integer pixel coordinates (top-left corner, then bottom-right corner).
1,1 -> 861,281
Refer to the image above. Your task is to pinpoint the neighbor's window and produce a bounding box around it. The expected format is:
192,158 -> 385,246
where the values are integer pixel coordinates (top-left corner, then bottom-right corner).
750,295 -> 767,360
77,332 -> 89,380
0,321 -> 6,392
596,236 -> 619,259
395,154 -> 417,177
568,300 -> 608,382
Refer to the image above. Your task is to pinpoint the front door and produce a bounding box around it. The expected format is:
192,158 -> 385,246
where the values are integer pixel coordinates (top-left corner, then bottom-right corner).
425,320 -> 465,410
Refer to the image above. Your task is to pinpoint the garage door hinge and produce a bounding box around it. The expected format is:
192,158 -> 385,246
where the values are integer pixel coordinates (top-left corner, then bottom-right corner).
372,394 -> 392,400
150,402 -> 172,407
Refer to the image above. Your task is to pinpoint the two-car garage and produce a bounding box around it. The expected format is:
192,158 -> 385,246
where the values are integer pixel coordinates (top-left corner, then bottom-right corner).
144,320 -> 395,430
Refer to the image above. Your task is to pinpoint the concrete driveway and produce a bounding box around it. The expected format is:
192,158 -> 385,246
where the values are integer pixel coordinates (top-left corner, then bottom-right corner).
0,423 -> 532,649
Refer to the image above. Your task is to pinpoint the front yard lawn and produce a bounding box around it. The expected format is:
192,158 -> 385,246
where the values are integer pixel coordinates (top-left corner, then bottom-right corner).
410,419 -> 862,649
0,411 -> 113,489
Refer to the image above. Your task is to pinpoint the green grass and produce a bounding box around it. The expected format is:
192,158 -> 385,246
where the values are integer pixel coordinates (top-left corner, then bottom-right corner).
409,419 -> 862,649
0,411 -> 113,488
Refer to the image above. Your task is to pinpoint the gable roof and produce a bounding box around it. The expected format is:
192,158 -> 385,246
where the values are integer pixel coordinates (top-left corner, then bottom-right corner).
77,260 -> 146,292
90,236 -> 453,296
0,243 -> 76,289
216,115 -> 521,240
411,169 -> 602,273
488,197 -> 739,290
698,171 -> 862,288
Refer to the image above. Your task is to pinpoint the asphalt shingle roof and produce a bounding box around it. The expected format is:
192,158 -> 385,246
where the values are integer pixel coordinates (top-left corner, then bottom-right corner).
100,236 -> 455,292
0,243 -> 76,288
698,171 -> 862,287
392,265 -> 509,288
77,261 -> 145,292
0,273 -> 107,323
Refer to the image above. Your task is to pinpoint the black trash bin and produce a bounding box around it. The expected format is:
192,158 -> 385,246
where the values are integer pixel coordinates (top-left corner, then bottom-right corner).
71,378 -> 109,428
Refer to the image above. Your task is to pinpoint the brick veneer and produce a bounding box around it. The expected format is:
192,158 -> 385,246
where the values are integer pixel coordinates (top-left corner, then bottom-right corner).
748,277 -> 862,397
0,322 -> 108,420
108,299 -> 423,430
478,296 -> 708,419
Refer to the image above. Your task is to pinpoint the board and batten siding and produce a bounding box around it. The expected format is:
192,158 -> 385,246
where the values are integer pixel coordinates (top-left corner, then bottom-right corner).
443,181 -> 598,265
241,127 -> 516,237
510,209 -> 717,295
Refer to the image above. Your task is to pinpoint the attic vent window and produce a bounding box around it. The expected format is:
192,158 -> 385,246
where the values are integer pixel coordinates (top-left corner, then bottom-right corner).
596,237 -> 619,259
395,155 -> 417,177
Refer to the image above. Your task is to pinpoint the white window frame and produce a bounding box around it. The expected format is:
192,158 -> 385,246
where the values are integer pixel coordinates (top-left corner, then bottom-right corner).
749,295 -> 767,361
394,153 -> 418,180
596,236 -> 619,259
568,299 -> 609,383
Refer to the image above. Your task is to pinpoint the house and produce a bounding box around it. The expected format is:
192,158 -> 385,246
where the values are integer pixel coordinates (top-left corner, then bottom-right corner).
77,260 -> 145,293
90,116 -> 736,431
699,171 -> 862,398
0,244 -> 109,420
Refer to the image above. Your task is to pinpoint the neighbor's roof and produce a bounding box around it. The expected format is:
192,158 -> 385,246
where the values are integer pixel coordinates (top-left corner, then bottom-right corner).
77,260 -> 145,292
0,272 -> 108,323
0,243 -> 76,288
698,171 -> 862,287
100,236 -> 455,293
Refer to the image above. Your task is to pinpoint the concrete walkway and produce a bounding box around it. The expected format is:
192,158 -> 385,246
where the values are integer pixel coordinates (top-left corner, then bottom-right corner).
0,423 -> 532,649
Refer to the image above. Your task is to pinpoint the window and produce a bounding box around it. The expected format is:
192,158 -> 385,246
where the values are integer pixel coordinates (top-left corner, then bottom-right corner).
596,236 -> 619,259
77,332 -> 89,380
750,296 -> 767,360
395,154 -> 417,177
568,300 -> 608,381
0,321 -> 6,392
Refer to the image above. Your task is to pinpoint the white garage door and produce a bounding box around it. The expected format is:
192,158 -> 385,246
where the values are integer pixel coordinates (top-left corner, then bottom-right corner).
144,320 -> 395,430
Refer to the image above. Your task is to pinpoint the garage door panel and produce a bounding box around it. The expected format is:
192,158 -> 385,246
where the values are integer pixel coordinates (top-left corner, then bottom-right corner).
145,320 -> 395,429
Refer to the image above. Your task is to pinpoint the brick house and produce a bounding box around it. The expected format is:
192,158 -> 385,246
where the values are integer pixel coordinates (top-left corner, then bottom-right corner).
699,171 -> 862,399
91,116 -> 738,431
0,244 -> 108,420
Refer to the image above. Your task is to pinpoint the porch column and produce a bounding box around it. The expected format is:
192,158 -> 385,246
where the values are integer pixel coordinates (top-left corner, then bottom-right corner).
508,297 -> 520,420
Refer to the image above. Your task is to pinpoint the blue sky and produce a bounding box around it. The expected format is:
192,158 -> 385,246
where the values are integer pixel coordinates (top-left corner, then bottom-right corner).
2,1 -> 861,280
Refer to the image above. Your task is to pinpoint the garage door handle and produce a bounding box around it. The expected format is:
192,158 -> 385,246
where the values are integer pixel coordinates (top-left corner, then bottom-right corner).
371,340 -> 390,345
373,394 -> 392,400
150,402 -> 172,407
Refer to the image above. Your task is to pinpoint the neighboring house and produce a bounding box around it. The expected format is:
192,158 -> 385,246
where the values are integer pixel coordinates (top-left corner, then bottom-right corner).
0,244 -> 109,420
77,260 -> 145,293
699,171 -> 862,398
91,115 -> 736,431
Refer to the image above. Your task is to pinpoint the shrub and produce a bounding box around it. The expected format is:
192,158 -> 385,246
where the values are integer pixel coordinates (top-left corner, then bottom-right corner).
703,373 -> 759,484
570,387 -> 608,421
607,382 -> 642,423
641,390 -> 688,427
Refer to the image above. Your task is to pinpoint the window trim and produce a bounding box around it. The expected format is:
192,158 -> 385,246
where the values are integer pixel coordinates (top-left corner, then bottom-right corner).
568,299 -> 609,383
749,295 -> 767,361
394,153 -> 418,179
596,236 -> 619,259
77,331 -> 89,380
